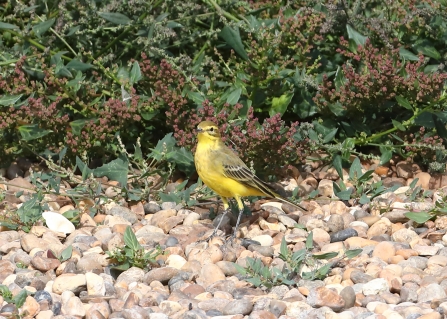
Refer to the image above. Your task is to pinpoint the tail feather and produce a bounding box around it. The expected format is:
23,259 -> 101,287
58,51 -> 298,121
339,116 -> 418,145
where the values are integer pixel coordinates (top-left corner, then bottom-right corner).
252,177 -> 307,212
275,195 -> 307,211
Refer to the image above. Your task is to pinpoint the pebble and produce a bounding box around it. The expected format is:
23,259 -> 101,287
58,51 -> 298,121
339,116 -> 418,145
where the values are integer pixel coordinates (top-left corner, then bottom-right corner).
307,286 -> 345,312
330,228 -> 358,242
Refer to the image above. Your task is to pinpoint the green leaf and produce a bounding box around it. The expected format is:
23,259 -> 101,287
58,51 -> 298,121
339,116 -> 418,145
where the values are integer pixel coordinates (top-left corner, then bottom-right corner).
117,67 -> 129,81
434,115 -> 447,139
399,47 -> 419,61
110,261 -> 130,271
0,94 -> 22,106
130,61 -> 142,84
424,64 -> 441,73
314,263 -> 331,279
280,237 -> 288,259
342,138 -> 356,154
166,147 -> 195,176
308,129 -> 319,142
332,155 -> 343,178
186,90 -> 205,106
60,245 -> 73,262
358,170 -> 374,183
226,87 -> 242,105
134,142 -> 143,161
261,265 -> 271,279
359,193 -> 370,204
390,133 -> 404,142
349,157 -> 362,180
12,289 -> 28,308
18,124 -> 52,141
150,133 -> 176,161
246,277 -> 262,287
219,26 -> 249,61
292,90 -> 317,119
33,18 -> 55,37
70,119 -> 95,135
379,149 -> 392,165
409,178 -> 419,189
93,154 -> 129,188
334,66 -> 346,90
0,22 -> 20,30
269,93 -> 294,117
328,102 -> 346,117
0,285 -> 13,301
141,110 -> 159,121
404,212 -> 432,224
334,189 -> 352,201
167,21 -> 183,28
313,252 -> 338,259
415,45 -> 441,60
158,192 -> 181,203
123,226 -> 141,250
23,5 -> 40,12
345,249 -> 362,259
391,119 -> 406,131
414,112 -> 435,128
17,194 -> 42,224
305,231 -> 313,250
62,210 -> 80,220
346,24 -> 367,46
292,249 -> 306,263
98,12 -> 132,25
395,96 -> 412,110
76,156 -> 93,180
66,60 -> 93,71
0,222 -> 19,230
67,25 -> 81,36
233,262 -> 247,275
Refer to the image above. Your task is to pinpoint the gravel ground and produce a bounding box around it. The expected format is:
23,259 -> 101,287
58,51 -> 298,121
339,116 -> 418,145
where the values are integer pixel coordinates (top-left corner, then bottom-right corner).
1,159 -> 447,319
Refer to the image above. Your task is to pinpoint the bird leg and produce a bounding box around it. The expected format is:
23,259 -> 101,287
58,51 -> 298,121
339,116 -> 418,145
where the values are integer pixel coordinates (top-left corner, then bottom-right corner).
200,207 -> 229,242
227,207 -> 244,246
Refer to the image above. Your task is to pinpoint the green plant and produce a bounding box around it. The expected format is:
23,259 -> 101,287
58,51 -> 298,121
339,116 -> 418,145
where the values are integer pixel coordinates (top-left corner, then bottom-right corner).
279,232 -> 361,281
235,232 -> 361,289
0,285 -> 29,308
107,226 -> 163,271
405,189 -> 447,224
48,245 -> 73,263
234,256 -> 295,289
333,157 -> 399,205
0,190 -> 46,232
1,0 -> 447,185
15,262 -> 27,269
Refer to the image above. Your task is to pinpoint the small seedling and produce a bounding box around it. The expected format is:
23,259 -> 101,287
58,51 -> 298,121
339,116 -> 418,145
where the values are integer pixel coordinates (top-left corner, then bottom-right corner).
0,285 -> 30,308
107,226 -> 163,271
235,232 -> 362,289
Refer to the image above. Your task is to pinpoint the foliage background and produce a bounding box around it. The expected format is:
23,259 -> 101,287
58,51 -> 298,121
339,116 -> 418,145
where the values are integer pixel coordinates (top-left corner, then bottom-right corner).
1,0 -> 447,176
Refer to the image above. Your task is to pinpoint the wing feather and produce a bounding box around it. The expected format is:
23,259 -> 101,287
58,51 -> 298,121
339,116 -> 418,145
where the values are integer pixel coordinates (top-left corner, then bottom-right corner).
223,164 -> 278,198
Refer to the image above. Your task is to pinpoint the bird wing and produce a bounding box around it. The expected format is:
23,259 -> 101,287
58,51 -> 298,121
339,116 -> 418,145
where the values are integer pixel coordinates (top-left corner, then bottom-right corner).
217,147 -> 278,198
223,163 -> 273,192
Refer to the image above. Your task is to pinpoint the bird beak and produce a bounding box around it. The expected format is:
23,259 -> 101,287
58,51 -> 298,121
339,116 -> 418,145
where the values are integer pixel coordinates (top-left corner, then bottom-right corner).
196,127 -> 203,132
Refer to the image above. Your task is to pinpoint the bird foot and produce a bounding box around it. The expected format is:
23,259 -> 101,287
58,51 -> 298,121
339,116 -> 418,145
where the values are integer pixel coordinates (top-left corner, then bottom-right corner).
198,229 -> 221,243
222,233 -> 237,249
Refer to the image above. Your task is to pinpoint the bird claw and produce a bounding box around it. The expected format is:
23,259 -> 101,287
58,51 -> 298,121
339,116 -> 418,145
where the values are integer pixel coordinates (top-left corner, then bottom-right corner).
198,229 -> 220,243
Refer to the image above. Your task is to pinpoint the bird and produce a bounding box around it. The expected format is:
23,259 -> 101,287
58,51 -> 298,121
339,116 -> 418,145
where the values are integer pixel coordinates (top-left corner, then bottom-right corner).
194,120 -> 306,241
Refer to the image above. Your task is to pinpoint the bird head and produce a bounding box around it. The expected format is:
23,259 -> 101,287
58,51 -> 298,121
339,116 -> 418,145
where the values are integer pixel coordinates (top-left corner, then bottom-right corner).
196,121 -> 221,141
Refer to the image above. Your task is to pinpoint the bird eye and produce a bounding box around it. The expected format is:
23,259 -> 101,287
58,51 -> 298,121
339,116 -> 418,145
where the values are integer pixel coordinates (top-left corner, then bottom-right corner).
209,127 -> 214,132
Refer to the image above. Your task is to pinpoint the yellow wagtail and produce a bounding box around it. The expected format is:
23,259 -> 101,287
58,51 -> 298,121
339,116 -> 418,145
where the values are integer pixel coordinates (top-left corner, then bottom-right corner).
194,121 -> 306,239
